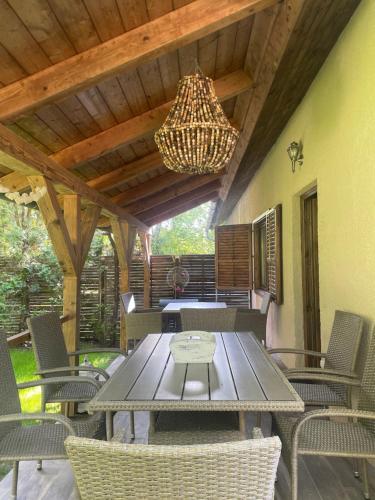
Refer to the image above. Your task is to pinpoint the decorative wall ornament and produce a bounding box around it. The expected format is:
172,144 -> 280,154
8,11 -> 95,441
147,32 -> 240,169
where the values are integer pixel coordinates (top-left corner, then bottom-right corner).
0,183 -> 47,205
166,256 -> 190,294
287,141 -> 304,173
154,68 -> 239,174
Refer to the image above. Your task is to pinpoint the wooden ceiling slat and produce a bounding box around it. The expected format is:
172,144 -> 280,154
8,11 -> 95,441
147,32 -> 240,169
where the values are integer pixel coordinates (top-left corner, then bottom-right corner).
117,0 -> 149,31
112,171 -> 190,206
215,24 -> 238,78
139,182 -> 221,221
47,0 -> 101,53
230,16 -> 254,72
83,0 -> 124,42
0,0 -> 277,120
118,69 -> 150,116
56,95 -> 102,138
178,41 -> 198,76
50,70 -> 252,170
35,104 -> 86,145
137,60 -> 167,109
15,114 -> 68,152
97,77 -> 133,123
87,151 -> 163,191
128,176 -> 223,216
76,87 -> 118,130
0,44 -> 27,85
158,52 -> 181,100
143,191 -> 218,226
0,1 -> 51,74
198,33 -> 218,78
7,0 -> 76,64
7,123 -> 52,154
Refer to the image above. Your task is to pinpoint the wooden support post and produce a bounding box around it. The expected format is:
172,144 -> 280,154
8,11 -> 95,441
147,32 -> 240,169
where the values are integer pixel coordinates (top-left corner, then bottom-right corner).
140,232 -> 151,308
111,218 -> 137,350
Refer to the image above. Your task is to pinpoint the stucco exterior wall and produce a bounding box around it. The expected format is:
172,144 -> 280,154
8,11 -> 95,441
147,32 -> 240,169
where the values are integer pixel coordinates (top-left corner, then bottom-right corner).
226,0 -> 375,364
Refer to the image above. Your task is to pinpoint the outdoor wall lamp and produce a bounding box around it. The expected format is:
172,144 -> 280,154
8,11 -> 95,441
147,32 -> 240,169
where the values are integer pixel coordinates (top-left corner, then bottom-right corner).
287,141 -> 303,172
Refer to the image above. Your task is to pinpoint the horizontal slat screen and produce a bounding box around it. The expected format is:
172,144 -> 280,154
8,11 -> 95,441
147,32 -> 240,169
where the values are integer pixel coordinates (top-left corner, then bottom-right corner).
215,224 -> 252,290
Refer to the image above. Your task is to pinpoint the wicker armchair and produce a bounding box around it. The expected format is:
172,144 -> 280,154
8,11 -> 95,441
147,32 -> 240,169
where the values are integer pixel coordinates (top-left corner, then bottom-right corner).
27,312 -> 125,410
180,307 -> 237,331
273,327 -> 375,500
65,428 -> 281,499
268,310 -> 363,407
0,331 -> 105,499
120,292 -> 162,350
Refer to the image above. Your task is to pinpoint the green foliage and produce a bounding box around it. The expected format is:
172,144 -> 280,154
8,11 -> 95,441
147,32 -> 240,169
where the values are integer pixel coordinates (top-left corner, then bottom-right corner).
151,202 -> 215,255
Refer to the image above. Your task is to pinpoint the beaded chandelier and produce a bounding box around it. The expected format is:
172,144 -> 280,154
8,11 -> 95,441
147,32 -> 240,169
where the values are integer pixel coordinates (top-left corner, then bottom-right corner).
154,69 -> 239,175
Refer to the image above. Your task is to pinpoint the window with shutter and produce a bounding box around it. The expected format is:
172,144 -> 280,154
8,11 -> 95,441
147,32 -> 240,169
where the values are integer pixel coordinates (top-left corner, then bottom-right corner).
253,204 -> 282,304
215,224 -> 252,290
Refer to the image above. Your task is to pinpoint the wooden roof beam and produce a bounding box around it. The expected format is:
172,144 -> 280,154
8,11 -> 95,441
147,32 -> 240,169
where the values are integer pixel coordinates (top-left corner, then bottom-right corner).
139,182 -> 222,222
111,171 -> 191,207
87,151 -> 164,192
0,122 -> 148,231
128,175 -> 223,216
143,192 -> 219,227
0,0 -> 277,120
51,70 -> 252,170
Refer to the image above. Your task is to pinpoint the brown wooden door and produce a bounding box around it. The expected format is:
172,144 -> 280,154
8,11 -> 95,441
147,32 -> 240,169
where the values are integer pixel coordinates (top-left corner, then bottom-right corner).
301,190 -> 321,367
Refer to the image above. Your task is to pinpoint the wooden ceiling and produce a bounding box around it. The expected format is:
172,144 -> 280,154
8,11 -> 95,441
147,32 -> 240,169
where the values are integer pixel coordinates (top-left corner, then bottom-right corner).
0,0 -> 360,229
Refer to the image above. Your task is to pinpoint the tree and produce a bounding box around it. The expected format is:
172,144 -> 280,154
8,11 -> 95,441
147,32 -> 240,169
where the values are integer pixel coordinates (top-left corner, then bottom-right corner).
151,202 -> 215,255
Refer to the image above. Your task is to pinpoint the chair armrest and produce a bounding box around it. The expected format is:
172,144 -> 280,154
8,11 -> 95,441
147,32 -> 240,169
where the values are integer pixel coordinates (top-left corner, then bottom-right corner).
292,408 -> 375,444
18,376 -> 102,391
285,367 -> 358,378
68,348 -> 125,357
35,365 -> 109,380
0,412 -> 76,435
286,372 -> 361,386
267,347 -> 327,358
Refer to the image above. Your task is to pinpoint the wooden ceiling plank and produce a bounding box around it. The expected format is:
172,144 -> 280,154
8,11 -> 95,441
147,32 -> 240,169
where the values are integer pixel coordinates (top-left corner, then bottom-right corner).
143,191 -> 218,226
7,0 -> 76,64
128,175 -> 223,215
117,0 -> 149,31
112,171 -> 190,207
140,183 -> 221,220
0,0 -> 277,120
50,70 -> 252,169
83,0 -> 124,42
0,122 -> 148,230
87,151 -> 164,191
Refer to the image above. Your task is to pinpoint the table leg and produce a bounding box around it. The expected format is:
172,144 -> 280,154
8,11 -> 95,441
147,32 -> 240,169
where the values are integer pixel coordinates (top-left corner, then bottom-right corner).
149,411 -> 156,434
239,411 -> 246,436
106,411 -> 113,440
129,411 -> 135,439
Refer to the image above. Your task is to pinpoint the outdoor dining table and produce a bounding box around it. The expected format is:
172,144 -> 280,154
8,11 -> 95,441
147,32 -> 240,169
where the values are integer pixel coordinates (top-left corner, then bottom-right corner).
88,331 -> 304,439
162,300 -> 227,332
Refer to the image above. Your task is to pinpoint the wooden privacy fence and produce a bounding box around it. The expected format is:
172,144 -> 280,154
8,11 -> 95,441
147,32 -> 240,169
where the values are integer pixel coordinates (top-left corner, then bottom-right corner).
1,254 -> 248,344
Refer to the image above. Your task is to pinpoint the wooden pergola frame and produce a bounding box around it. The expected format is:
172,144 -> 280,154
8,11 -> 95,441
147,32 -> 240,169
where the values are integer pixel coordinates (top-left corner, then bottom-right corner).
0,0 -> 359,353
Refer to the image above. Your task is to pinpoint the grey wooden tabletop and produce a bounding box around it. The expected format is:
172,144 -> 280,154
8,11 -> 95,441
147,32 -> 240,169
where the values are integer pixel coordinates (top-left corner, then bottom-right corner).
162,301 -> 227,312
89,332 -> 304,413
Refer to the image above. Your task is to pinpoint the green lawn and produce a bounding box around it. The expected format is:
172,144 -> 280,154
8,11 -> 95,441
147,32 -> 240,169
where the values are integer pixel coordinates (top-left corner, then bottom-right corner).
0,345 -> 118,480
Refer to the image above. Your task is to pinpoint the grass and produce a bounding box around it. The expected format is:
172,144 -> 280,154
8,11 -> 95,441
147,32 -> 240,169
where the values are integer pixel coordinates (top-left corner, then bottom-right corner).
0,345 -> 118,480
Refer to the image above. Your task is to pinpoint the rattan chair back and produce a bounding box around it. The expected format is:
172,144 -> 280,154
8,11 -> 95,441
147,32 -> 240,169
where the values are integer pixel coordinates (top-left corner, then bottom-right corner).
180,307 -> 237,332
260,292 -> 272,315
120,292 -> 136,314
27,312 -> 70,373
358,327 -> 375,434
65,434 -> 281,499
0,331 -> 21,441
324,311 -> 363,401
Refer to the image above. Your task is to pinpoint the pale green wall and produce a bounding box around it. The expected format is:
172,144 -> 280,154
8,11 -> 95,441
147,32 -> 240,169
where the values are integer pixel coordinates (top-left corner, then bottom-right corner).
227,0 -> 375,362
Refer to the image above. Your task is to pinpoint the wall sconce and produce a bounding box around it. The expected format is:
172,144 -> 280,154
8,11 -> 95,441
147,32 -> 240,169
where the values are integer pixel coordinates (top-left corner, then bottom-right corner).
287,141 -> 303,173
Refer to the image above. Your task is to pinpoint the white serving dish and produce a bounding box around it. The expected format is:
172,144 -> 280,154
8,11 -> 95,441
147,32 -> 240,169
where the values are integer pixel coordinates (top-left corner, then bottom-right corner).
169,331 -> 216,364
